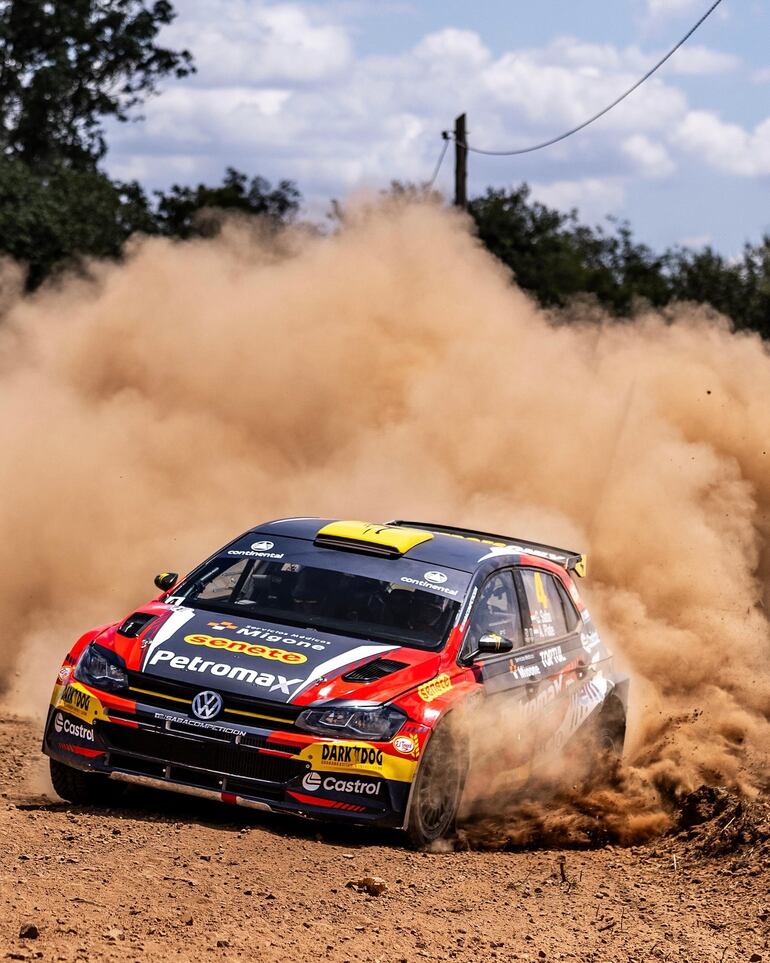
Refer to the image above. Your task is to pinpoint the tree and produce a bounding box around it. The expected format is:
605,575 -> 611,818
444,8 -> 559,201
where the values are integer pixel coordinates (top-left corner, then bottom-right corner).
154,168 -> 301,238
0,156 -> 156,286
469,186 -> 672,315
0,0 -> 194,171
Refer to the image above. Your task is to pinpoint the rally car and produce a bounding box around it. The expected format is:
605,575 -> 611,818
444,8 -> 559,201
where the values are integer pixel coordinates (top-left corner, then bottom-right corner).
43,518 -> 628,845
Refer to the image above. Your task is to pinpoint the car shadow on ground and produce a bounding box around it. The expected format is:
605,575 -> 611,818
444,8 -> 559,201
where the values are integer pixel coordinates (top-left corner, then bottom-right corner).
12,783 -> 408,850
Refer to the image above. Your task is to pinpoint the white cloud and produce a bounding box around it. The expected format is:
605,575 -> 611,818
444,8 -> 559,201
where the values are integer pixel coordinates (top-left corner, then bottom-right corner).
166,1 -> 352,85
646,0 -> 713,21
622,134 -> 676,177
666,45 -> 740,75
672,110 -> 770,176
106,0 -> 770,227
753,67 -> 770,84
530,178 -> 626,222
679,233 -> 713,248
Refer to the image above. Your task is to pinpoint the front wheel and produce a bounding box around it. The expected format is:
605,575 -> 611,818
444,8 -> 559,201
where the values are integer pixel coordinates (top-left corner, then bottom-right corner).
405,723 -> 465,848
49,758 -> 121,806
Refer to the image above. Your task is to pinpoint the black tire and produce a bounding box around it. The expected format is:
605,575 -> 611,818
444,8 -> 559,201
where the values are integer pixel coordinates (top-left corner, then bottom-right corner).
49,758 -> 121,806
594,696 -> 627,758
406,723 -> 465,848
571,695 -> 626,779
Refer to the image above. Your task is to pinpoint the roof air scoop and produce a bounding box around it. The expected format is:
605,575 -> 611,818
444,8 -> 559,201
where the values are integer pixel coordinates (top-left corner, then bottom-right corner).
314,520 -> 433,558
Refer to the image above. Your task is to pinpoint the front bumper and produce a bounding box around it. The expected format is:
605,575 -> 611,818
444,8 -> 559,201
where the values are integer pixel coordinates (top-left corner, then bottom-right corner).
43,677 -> 423,828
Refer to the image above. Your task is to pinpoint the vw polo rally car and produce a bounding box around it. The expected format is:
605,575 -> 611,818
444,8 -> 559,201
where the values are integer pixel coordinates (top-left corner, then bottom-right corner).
43,518 -> 628,845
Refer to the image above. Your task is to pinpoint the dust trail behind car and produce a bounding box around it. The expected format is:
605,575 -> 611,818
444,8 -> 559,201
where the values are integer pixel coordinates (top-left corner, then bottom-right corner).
0,199 -> 768,835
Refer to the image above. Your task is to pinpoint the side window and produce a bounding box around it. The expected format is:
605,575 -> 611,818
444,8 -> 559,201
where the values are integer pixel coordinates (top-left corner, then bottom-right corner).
555,580 -> 581,633
519,570 -> 574,643
468,571 -> 524,650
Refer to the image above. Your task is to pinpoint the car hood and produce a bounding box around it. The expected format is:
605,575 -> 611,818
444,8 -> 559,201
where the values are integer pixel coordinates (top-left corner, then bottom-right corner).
119,604 -> 440,706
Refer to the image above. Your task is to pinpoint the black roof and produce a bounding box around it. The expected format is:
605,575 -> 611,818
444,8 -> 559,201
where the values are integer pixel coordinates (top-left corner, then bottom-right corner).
249,517 -> 583,576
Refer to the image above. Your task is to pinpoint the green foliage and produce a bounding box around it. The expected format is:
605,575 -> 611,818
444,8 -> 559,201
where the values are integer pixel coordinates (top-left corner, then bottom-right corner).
0,0 -> 194,171
469,186 -> 670,314
154,167 -> 301,238
469,185 -> 770,337
0,156 -> 154,286
0,161 -> 301,288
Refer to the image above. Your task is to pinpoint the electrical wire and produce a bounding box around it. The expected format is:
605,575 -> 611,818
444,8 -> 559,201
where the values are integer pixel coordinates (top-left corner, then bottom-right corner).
426,134 -> 450,187
452,0 -> 725,156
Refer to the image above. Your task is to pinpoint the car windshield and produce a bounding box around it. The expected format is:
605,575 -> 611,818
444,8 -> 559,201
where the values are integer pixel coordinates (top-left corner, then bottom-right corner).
176,557 -> 460,650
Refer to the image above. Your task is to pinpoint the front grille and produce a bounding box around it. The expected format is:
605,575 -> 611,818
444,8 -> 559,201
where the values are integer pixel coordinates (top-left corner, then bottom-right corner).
99,724 -> 308,785
123,670 -> 301,730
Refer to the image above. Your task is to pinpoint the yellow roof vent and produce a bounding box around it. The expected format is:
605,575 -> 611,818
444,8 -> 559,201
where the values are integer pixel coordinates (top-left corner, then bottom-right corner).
314,521 -> 433,557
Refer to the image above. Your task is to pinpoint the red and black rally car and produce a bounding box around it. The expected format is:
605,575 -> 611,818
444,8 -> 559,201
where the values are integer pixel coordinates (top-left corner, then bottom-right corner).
43,518 -> 628,845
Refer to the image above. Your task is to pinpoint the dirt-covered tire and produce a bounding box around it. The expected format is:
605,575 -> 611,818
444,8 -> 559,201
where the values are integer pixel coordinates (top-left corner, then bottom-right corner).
405,723 -> 465,848
572,695 -> 627,777
594,695 -> 627,758
49,758 -> 121,806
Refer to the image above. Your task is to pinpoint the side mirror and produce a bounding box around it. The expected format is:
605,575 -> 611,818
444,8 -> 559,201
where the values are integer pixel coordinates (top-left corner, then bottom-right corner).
154,572 -> 178,592
477,632 -> 514,655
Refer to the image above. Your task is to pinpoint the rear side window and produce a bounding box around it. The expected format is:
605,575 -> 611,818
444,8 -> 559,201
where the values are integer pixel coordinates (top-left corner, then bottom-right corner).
467,571 -> 524,649
519,570 -> 577,643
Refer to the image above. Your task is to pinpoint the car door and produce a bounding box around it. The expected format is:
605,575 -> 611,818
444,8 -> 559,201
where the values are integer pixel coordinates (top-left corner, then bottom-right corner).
515,567 -> 587,764
460,569 -> 539,793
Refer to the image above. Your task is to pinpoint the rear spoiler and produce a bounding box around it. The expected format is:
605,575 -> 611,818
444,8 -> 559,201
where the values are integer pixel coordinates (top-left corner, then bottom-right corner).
388,520 -> 587,578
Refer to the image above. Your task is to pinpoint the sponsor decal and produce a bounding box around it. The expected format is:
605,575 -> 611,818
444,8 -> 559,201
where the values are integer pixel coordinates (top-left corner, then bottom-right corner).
191,690 -> 223,720
227,541 -> 285,560
184,634 -> 307,665
423,571 -> 447,584
147,650 -> 302,695
540,645 -> 567,668
418,674 -> 452,703
393,735 -> 419,756
302,771 -> 381,797
53,711 -> 95,743
61,683 -> 91,714
509,660 -> 540,680
302,772 -> 322,791
321,744 -> 383,767
57,665 -> 73,685
400,576 -> 458,597
153,712 -> 244,737
54,682 -> 106,725
207,622 -> 328,652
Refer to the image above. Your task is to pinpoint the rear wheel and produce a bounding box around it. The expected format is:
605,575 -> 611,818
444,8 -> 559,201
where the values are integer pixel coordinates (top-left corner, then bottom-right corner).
49,758 -> 121,806
406,724 -> 465,848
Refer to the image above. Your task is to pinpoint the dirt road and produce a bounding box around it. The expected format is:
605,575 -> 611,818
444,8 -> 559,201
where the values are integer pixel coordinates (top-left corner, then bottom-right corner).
1,716 -> 767,962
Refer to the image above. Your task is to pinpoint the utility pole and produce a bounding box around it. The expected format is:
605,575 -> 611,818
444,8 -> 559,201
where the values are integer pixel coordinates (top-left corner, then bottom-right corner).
454,113 -> 467,209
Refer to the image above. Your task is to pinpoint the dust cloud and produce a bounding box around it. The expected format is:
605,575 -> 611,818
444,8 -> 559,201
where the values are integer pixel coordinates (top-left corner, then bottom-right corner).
0,199 -> 768,821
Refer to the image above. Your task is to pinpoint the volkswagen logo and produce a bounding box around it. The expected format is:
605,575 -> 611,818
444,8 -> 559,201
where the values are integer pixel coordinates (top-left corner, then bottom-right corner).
191,690 -> 223,720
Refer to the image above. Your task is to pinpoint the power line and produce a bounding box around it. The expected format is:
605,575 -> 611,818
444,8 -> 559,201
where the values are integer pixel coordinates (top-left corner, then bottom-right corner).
451,0 -> 725,157
426,132 -> 450,188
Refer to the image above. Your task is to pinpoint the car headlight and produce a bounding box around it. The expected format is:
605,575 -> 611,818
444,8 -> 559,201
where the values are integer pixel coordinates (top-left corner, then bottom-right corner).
296,705 -> 407,741
73,643 -> 128,692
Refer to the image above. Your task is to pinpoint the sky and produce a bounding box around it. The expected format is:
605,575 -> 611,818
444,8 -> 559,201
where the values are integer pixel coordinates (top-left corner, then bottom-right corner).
104,0 -> 770,253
